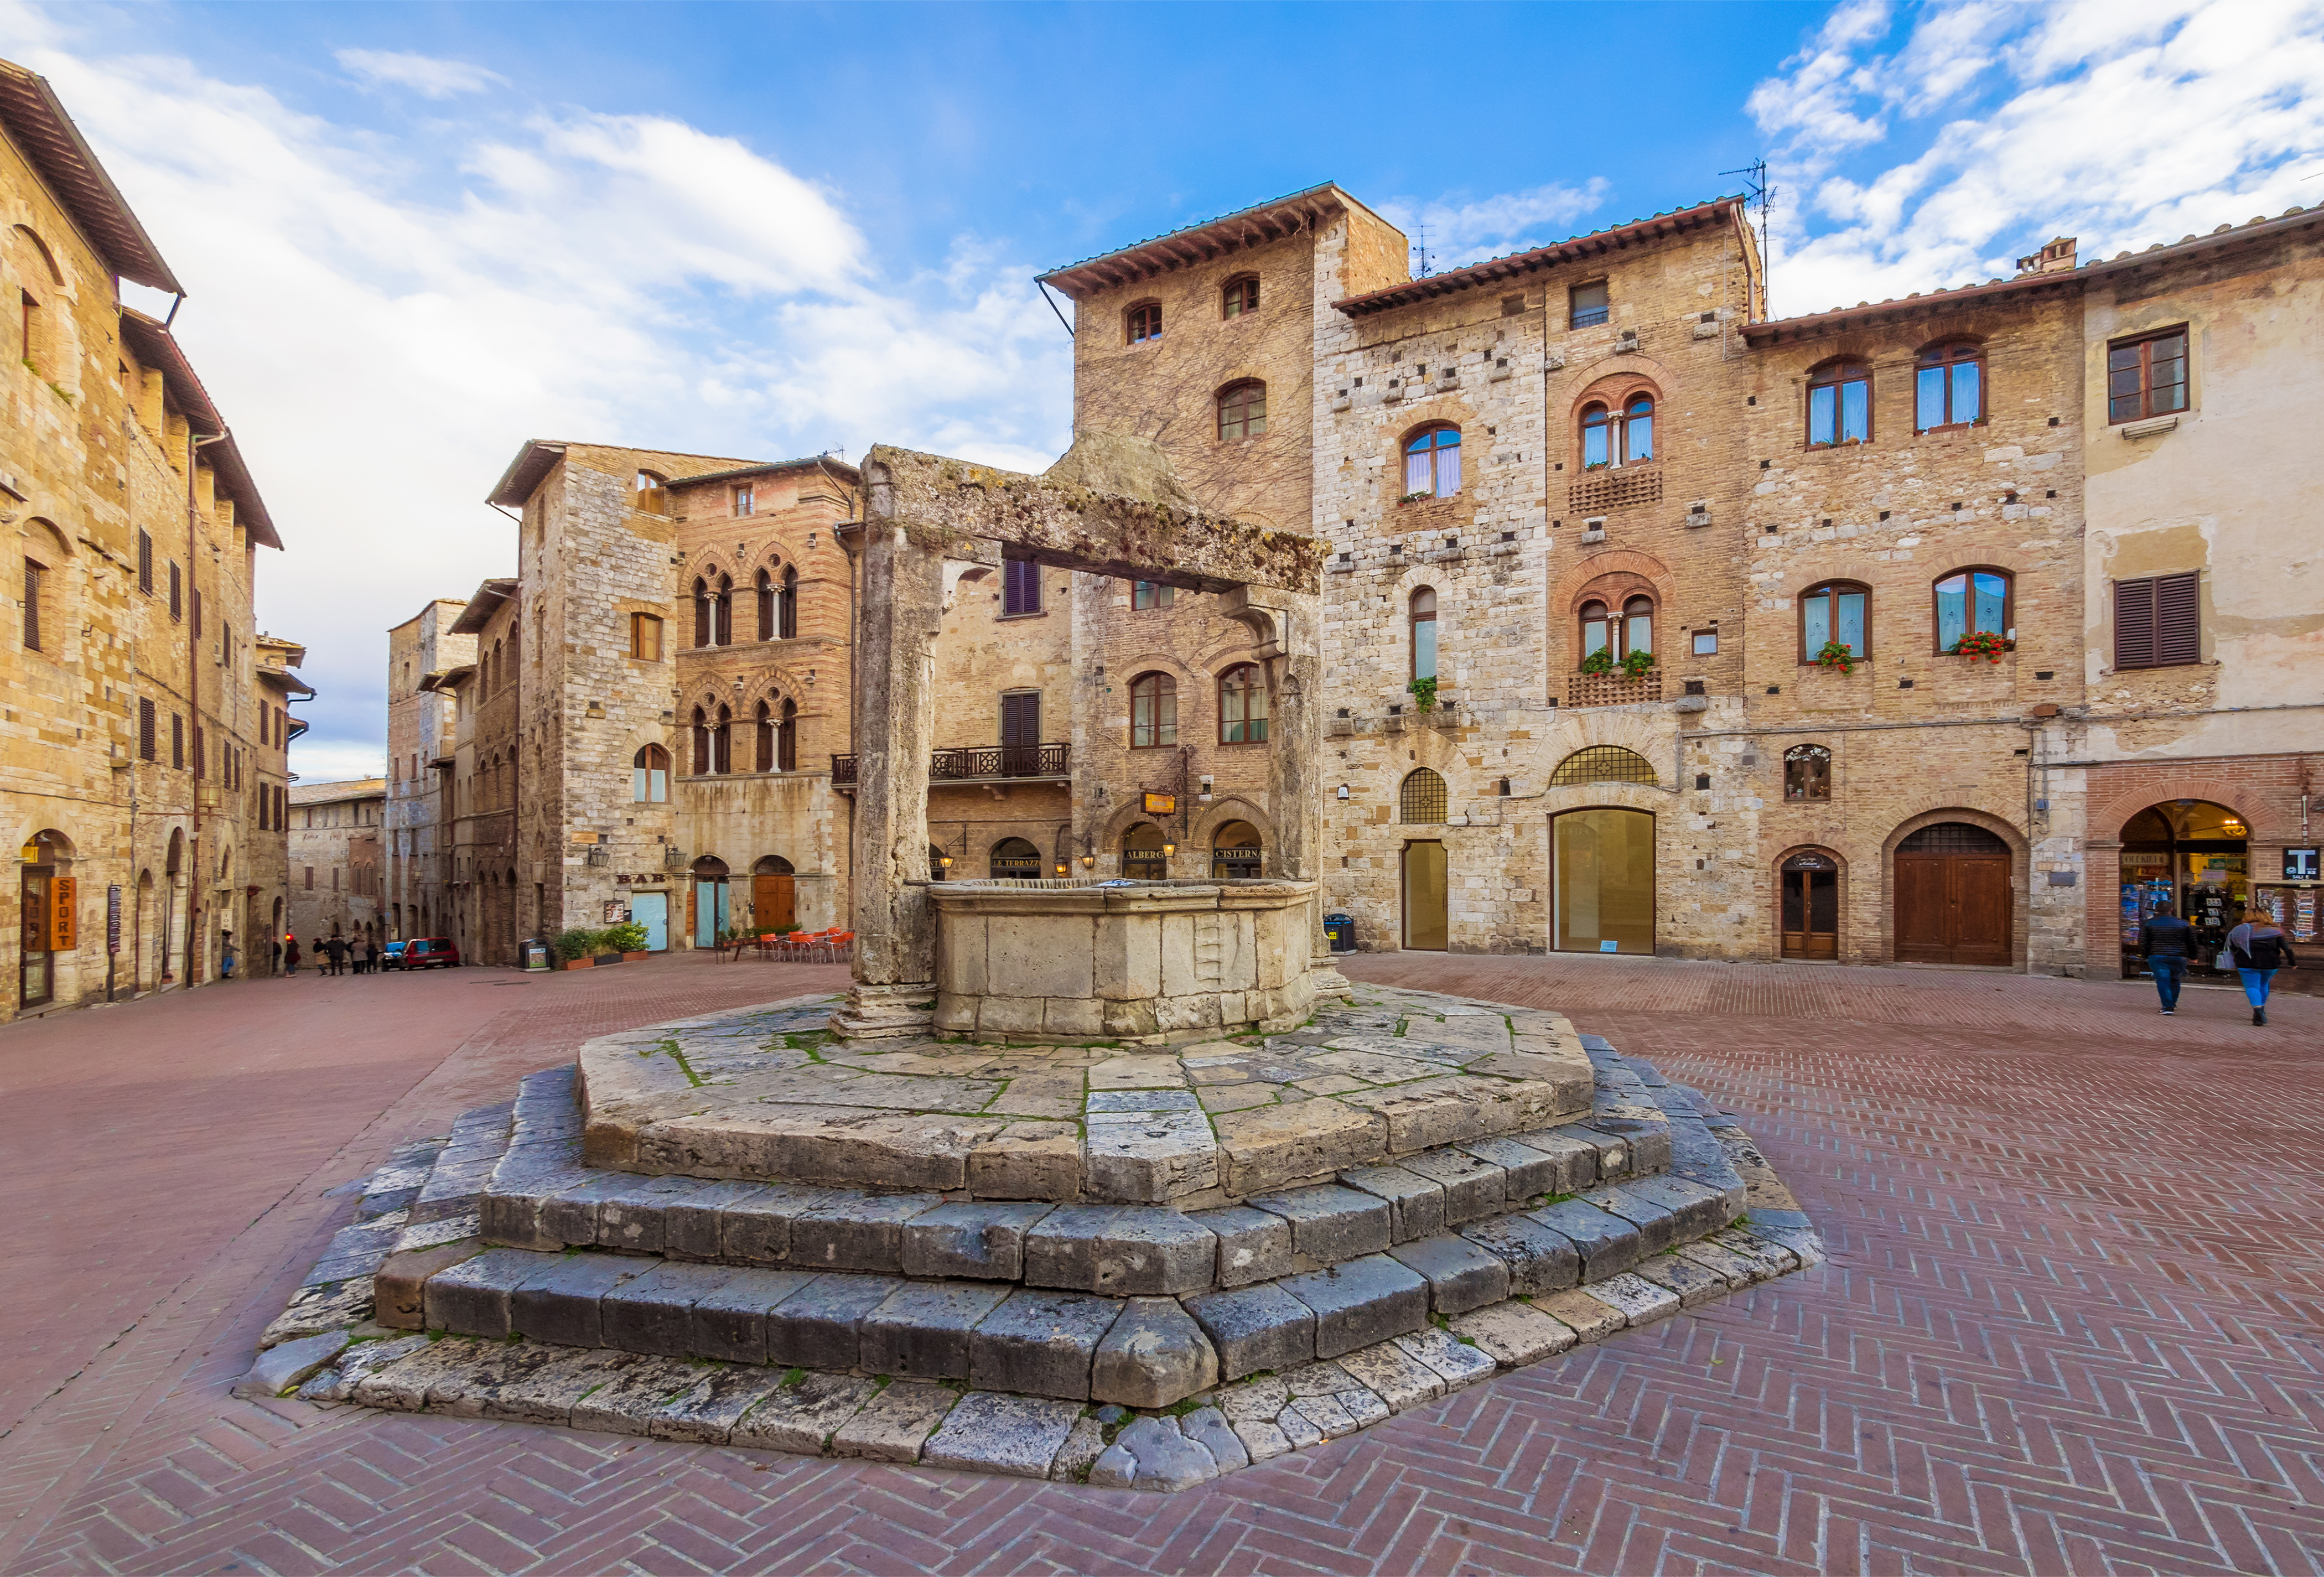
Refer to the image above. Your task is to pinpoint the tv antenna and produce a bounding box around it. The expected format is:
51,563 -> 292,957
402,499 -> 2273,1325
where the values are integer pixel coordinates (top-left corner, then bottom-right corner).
1721,158 -> 1774,318
1412,220 -> 1435,279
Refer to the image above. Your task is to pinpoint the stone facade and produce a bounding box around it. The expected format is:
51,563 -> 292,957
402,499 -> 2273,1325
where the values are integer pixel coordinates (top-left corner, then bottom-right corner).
288,779 -> 386,946
0,58 -> 299,1016
384,600 -> 471,942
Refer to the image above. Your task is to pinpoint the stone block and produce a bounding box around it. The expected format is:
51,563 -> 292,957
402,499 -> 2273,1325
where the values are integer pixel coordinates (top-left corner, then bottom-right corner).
1337,1166 -> 1447,1243
1586,1116 -> 1673,1175
1086,1088 -> 1200,1114
901,1200 -> 1054,1280
967,1123 -> 1082,1201
374,1239 -> 483,1330
1088,1055 -> 1189,1091
1089,1415 -> 1218,1492
1247,1184 -> 1391,1263
1624,1174 -> 1740,1237
1085,1109 -> 1220,1204
1459,1137 -> 1566,1201
831,1381 -> 959,1463
1399,1150 -> 1506,1225
1635,1253 -> 1730,1308
569,1354 -> 701,1435
594,1175 -> 718,1254
536,1175 -> 639,1248
922,1392 -> 1083,1479
662,1180 -> 781,1262
1187,1205 -> 1292,1288
790,1192 -> 945,1272
233,1331 -> 348,1399
1041,996 -> 1105,1038
1180,1405 -> 1249,1470
729,1372 -> 876,1454
1580,1186 -> 1679,1254
1051,1415 -> 1108,1481
1183,1283 -> 1316,1379
1279,1256 -> 1429,1359
1450,1299 -> 1578,1366
1094,910 -> 1163,1000
510,1252 -> 646,1347
464,1346 -> 640,1426
1559,1122 -> 1637,1180
720,1184 -> 846,1266
1458,1215 -> 1581,1294
1213,1099 -> 1389,1196
1528,1199 -> 1644,1279
1391,1327 -> 1497,1387
989,914 -> 1096,999
647,1365 -> 791,1445
1024,1206 -> 1217,1296
1502,1129 -> 1599,1194
350,1336 -> 489,1412
424,1247 -> 556,1339
1385,1236 -> 1511,1314
297,1335 -> 431,1404
600,1262 -> 740,1358
860,1281 -> 1012,1379
1091,1296 -> 1218,1408
1579,1271 -> 1682,1326
763,1273 -> 902,1371
969,1289 -> 1123,1400
1336,1340 -> 1445,1410
1532,1287 -> 1626,1343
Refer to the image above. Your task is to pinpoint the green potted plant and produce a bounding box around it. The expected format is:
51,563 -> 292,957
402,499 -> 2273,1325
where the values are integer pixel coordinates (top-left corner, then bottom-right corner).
1579,647 -> 1615,676
1620,648 -> 1656,678
1814,640 -> 1856,676
1406,676 -> 1438,713
552,928 -> 601,969
604,921 -> 650,962
1398,490 -> 1434,506
1948,630 -> 2012,663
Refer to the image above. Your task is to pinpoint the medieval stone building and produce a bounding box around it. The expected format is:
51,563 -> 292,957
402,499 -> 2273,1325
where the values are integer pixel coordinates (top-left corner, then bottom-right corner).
287,778 -> 385,946
0,59 -> 301,1017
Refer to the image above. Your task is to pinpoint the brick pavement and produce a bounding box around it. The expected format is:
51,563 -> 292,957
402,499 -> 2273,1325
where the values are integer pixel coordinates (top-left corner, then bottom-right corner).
3,954 -> 2319,1574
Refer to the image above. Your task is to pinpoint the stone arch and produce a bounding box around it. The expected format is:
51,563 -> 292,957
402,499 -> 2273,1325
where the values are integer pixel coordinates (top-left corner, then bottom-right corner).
1190,795 -> 1274,853
1878,806 -> 2028,967
1549,349 -> 1680,413
2087,776 -> 2266,846
11,223 -> 63,284
1539,712 -> 1672,791
1770,842 -> 1851,961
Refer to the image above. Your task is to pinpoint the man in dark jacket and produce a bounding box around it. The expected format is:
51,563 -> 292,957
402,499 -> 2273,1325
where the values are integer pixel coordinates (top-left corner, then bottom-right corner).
2140,907 -> 2195,1015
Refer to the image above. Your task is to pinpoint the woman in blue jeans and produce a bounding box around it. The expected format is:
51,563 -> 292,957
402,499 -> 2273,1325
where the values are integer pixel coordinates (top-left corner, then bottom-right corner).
2226,916 -> 2298,1026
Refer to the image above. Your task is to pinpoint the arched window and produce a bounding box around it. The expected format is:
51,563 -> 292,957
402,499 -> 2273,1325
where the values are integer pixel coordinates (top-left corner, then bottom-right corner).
1625,395 -> 1654,463
1625,596 -> 1653,660
1933,568 -> 2012,652
693,577 -> 713,648
691,706 -> 710,774
1212,821 -> 1262,878
1800,582 -> 1869,661
1399,767 -> 1448,823
1126,302 -> 1162,344
778,698 -> 797,771
1784,745 -> 1832,801
1404,426 -> 1461,498
756,569 -> 774,641
1580,599 -> 1611,659
1222,276 -> 1259,318
1218,663 -> 1268,743
1916,342 -> 1983,430
1581,595 -> 1654,661
633,746 -> 669,802
990,837 -> 1042,879
1807,359 -> 1872,447
780,566 -> 798,639
1130,672 -> 1177,748
714,574 -> 733,645
1409,588 -> 1437,681
1581,397 -> 1654,468
1218,381 -> 1266,441
754,700 -> 774,772
1122,823 -> 1169,880
693,706 -> 730,775
1549,746 -> 1658,787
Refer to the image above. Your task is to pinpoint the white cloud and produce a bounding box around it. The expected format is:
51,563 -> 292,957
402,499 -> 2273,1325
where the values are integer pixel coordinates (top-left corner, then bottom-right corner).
1751,0 -> 2324,315
4,11 -> 1072,779
336,48 -> 506,99
1381,179 -> 1611,269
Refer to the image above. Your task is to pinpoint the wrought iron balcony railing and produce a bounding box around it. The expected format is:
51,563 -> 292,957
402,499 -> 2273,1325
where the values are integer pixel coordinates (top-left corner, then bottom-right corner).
829,743 -> 1070,787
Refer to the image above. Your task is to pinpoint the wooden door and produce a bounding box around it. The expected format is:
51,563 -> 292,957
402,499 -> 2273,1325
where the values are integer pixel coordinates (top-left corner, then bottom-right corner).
1403,841 -> 1448,951
1894,823 -> 2011,965
1000,692 -> 1039,776
753,872 -> 796,936
1781,865 -> 1838,959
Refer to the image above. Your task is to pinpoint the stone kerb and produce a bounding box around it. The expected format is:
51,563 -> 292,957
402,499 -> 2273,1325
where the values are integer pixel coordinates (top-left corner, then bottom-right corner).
932,878 -> 1317,1043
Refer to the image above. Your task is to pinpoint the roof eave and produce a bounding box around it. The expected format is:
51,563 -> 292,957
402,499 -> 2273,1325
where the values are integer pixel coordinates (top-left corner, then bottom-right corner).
487,441 -> 567,507
0,62 -> 183,294
1036,183 -> 1365,299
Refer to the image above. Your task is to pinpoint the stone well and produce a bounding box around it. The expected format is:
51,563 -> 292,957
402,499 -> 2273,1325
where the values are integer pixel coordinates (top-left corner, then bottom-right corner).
931,878 -> 1318,1044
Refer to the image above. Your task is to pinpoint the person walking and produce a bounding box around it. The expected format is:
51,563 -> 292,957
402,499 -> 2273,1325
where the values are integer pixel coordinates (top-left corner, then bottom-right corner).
328,936 -> 347,976
365,938 -> 381,975
2139,906 -> 2196,1015
284,937 -> 300,976
2226,912 -> 2297,1025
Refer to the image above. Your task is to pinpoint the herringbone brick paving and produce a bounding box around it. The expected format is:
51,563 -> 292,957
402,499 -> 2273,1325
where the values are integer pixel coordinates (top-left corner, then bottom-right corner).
2,953 -> 2318,1574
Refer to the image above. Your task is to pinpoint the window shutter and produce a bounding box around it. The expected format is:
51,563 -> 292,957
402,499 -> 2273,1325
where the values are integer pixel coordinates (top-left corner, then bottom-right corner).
139,698 -> 155,760
1001,692 -> 1039,748
172,713 -> 184,769
138,531 -> 153,594
2114,578 -> 2156,669
22,561 -> 38,652
169,562 -> 181,620
2155,572 -> 2200,666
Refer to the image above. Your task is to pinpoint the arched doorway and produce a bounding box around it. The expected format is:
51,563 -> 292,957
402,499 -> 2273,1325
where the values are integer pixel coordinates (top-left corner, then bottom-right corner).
1120,824 -> 1168,881
990,838 -> 1042,880
1894,822 -> 2011,966
1402,841 -> 1448,951
753,855 -> 797,936
18,830 -> 73,1009
1780,849 -> 1840,959
2118,800 -> 2249,977
691,856 -> 729,948
1552,808 -> 1654,954
1211,821 -> 1262,879
270,897 -> 283,976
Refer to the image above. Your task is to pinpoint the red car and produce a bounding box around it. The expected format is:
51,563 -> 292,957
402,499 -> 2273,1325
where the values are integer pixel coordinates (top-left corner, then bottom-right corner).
398,936 -> 460,970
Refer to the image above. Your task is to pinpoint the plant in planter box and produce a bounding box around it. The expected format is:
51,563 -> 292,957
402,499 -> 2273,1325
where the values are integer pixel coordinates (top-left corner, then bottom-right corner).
1398,490 -> 1434,506
552,927 -> 603,962
1947,631 -> 2012,663
1620,648 -> 1656,678
1406,676 -> 1438,712
1579,647 -> 1615,676
1814,640 -> 1857,676
603,921 -> 649,954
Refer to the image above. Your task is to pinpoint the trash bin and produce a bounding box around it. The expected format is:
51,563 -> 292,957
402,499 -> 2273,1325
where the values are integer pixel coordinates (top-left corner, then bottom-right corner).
520,938 -> 552,972
1324,913 -> 1356,953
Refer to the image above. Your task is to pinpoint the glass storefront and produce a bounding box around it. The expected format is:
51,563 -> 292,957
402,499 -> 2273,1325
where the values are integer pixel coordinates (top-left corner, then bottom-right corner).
1553,808 -> 1655,954
2117,801 -> 2248,976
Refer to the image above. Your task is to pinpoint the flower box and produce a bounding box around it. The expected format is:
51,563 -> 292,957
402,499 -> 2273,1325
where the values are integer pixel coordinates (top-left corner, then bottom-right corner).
622,951 -> 649,962
563,958 -> 593,971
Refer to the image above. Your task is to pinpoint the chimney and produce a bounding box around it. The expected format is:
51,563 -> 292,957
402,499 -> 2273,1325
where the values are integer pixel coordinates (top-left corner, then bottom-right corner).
2015,236 -> 2078,276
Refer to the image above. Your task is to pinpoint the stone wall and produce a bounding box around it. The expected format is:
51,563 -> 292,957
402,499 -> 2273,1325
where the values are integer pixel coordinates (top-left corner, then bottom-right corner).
287,781 -> 385,943
385,602 -> 471,941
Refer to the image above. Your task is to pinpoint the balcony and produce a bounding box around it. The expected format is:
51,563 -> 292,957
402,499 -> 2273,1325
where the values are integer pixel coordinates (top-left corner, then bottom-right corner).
831,743 -> 1070,788
1565,669 -> 1662,708
1566,466 -> 1663,515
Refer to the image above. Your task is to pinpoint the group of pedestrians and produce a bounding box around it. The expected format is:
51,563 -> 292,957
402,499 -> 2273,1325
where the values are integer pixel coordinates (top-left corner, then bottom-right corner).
2138,905 -> 2299,1025
277,935 -> 383,977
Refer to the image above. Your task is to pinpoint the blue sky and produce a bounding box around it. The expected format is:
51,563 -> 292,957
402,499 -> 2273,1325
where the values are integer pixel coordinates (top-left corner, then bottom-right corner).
4,0 -> 2318,780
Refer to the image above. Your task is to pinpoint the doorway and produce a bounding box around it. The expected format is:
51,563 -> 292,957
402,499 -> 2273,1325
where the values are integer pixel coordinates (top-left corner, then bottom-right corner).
1552,808 -> 1654,954
1211,821 -> 1262,880
1402,840 -> 1448,951
1894,822 -> 2011,965
1780,850 -> 1840,959
1121,824 -> 1168,881
753,856 -> 797,936
691,857 -> 729,948
630,891 -> 669,952
2117,800 -> 2249,976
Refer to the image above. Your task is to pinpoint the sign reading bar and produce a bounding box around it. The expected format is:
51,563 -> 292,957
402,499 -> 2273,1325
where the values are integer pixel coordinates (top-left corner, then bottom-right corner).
1143,792 -> 1176,815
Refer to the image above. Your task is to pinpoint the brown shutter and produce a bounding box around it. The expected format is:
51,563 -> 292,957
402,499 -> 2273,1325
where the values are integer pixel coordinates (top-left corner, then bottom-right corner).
2113,578 -> 2156,669
2155,572 -> 2200,665
169,562 -> 181,620
137,530 -> 153,594
139,698 -> 155,760
22,561 -> 37,652
172,713 -> 184,769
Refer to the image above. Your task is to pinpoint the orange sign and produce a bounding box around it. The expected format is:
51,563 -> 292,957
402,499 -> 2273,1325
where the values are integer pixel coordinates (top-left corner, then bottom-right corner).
1143,792 -> 1176,815
48,876 -> 76,951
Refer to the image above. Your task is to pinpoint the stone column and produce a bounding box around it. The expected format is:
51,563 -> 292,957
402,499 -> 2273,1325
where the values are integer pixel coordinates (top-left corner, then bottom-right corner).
830,461 -> 948,1039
